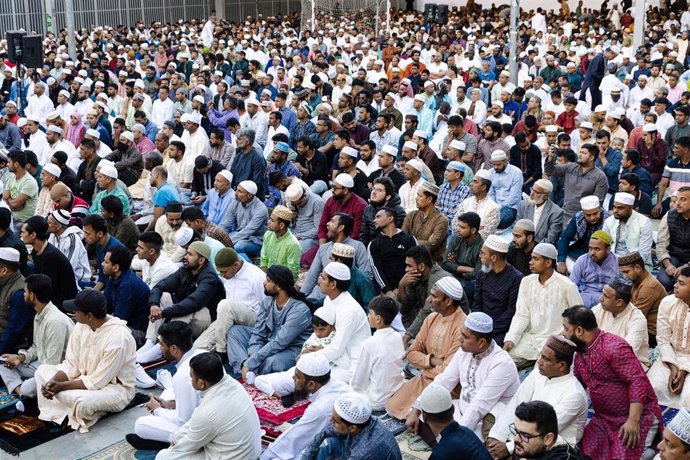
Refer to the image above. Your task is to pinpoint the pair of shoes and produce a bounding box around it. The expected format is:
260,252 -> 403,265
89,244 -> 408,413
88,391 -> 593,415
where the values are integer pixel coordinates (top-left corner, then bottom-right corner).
156,369 -> 174,390
135,364 -> 157,389
125,433 -> 170,450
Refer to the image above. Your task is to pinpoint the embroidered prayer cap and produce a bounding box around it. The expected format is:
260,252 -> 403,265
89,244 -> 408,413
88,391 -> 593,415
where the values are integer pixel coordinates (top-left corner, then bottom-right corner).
334,173 -> 354,189
42,163 -> 62,178
579,195 -> 599,211
63,289 -> 106,316
413,129 -> 428,140
490,150 -> 507,162
544,125 -> 559,133
419,180 -> 440,197
613,192 -> 635,206
447,161 -> 465,173
331,243 -> 355,259
286,183 -> 306,202
46,111 -> 60,121
379,145 -> 398,157
484,234 -> 509,254
608,275 -> 633,297
214,248 -> 239,268
449,140 -> 466,151
618,251 -> 643,267
298,102 -> 313,115
216,170 -> 233,184
175,227 -> 194,246
420,384 -> 453,414
296,352 -> 331,377
533,179 -> 553,194
668,409 -> 690,445
272,205 -> 293,222
46,125 -> 63,136
403,141 -> 419,152
50,209 -> 71,227
334,392 -> 372,424
591,230 -> 612,246
324,261 -> 351,281
342,146 -> 359,158
275,141 -> 290,153
465,311 -> 493,334
544,334 -> 577,358
99,164 -> 118,180
532,243 -> 558,260
238,180 -> 257,195
188,241 -> 212,260
119,131 -> 135,143
434,276 -> 464,301
0,248 -> 20,263
514,219 -> 535,233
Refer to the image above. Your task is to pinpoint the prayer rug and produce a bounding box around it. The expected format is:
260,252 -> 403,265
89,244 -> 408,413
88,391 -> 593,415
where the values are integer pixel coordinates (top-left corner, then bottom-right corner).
77,439 -> 157,460
0,393 -> 149,456
395,430 -> 432,460
378,413 -> 408,436
0,386 -> 19,411
241,381 -> 311,425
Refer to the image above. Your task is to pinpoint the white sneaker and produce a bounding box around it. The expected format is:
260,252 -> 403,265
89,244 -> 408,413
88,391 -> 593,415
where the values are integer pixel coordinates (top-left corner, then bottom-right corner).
156,369 -> 174,390
136,343 -> 163,364
246,371 -> 256,385
15,401 -> 24,412
135,364 -> 157,389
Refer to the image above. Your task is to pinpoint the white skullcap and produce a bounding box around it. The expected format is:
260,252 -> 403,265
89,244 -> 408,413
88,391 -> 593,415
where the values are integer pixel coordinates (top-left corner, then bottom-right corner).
642,123 -> 657,133
0,248 -> 20,263
192,95 -> 205,104
334,173 -> 354,189
132,123 -> 146,133
188,112 -> 202,125
26,115 -> 40,123
302,81 -> 316,90
580,195 -> 599,210
580,121 -> 594,130
533,242 -> 558,260
334,392 -> 371,424
493,100 -> 504,109
216,170 -> 233,183
607,111 -> 622,120
214,70 -> 223,76
434,277 -> 464,301
484,234 -> 509,253
46,125 -> 63,136
424,80 -> 435,88
99,164 -> 118,179
533,178 -> 553,193
42,163 -> 61,178
94,81 -> 105,87
475,169 -> 492,181
46,111 -> 60,121
180,113 -> 192,123
514,219 -> 535,232
413,94 -> 426,102
638,74 -> 648,80
85,128 -> 100,138
5,101 -> 16,108
544,125 -> 559,133
413,130 -> 428,140
594,104 -> 607,113
286,183 -> 306,201
313,306 -> 335,325
490,150 -> 507,162
59,89 -> 70,98
341,146 -> 358,158
449,140 -> 466,151
246,98 -> 260,106
134,79 -> 145,89
120,131 -> 134,143
614,192 -> 636,206
324,261 -> 351,281
380,145 -> 398,157
296,352 -> 331,377
465,311 -> 493,333
239,180 -> 257,195
406,159 -> 424,173
16,118 -> 27,128
420,384 -> 453,414
403,141 -> 418,151
668,409 -> 690,445
175,227 -> 194,246
50,209 -> 71,227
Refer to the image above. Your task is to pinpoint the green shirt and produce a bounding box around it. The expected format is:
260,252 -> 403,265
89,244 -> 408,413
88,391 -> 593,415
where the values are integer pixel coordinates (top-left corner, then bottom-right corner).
8,172 -> 38,222
89,187 -> 131,216
260,230 -> 301,281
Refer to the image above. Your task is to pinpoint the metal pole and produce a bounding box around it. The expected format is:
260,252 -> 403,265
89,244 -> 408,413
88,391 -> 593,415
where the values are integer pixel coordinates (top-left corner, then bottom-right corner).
44,0 -> 56,36
311,0 -> 315,33
386,0 -> 391,34
633,0 -> 646,49
509,0 -> 519,85
64,0 -> 77,61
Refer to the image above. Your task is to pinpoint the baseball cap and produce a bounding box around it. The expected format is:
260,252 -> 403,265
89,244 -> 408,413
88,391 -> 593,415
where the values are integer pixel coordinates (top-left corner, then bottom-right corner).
63,289 -> 107,316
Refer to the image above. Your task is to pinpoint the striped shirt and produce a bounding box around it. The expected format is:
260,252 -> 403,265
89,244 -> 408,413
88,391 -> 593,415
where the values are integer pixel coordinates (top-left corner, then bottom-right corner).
662,157 -> 690,196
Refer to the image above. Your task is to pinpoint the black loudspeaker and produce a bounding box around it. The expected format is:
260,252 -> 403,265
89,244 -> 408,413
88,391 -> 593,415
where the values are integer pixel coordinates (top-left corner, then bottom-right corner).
435,5 -> 448,24
424,4 -> 437,24
22,35 -> 44,68
6,30 -> 26,64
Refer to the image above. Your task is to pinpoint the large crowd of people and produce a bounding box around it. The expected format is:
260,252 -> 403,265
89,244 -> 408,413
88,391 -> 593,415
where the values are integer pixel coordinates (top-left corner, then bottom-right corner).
1,1 -> 690,458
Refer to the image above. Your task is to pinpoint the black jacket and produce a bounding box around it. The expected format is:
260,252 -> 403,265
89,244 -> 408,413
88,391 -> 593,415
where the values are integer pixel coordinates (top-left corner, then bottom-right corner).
359,193 -> 406,246
368,167 -> 405,192
192,160 -> 225,195
0,230 -> 29,277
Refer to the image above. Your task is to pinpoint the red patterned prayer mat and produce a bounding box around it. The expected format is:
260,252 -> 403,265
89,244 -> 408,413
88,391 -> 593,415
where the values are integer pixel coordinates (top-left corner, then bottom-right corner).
241,381 -> 310,425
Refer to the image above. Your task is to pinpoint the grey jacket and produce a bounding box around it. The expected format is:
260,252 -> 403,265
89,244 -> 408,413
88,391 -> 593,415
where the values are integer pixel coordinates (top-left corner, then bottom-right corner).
516,199 -> 563,246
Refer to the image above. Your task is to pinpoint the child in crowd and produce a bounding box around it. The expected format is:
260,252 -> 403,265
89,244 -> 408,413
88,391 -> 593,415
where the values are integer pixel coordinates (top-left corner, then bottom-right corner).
349,296 -> 404,411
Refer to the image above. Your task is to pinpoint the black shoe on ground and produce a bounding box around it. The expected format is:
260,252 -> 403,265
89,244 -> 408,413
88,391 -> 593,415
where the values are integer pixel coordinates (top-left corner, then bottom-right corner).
125,433 -> 170,451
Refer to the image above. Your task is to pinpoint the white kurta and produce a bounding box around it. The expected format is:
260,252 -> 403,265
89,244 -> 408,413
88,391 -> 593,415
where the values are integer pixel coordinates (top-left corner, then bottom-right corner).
592,302 -> 650,368
34,316 -> 136,432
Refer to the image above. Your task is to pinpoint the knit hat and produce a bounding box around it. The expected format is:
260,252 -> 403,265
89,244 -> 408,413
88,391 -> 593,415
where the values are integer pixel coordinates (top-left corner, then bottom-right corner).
334,392 -> 372,424
214,248 -> 239,268
591,230 -> 612,246
296,352 -> 330,377
188,241 -> 212,260
434,277 -> 464,301
331,243 -> 355,259
50,209 -> 71,227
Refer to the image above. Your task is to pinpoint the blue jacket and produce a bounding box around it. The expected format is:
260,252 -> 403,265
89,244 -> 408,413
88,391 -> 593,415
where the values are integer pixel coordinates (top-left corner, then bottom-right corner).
104,268 -> 150,332
303,417 -> 402,460
430,422 -> 493,460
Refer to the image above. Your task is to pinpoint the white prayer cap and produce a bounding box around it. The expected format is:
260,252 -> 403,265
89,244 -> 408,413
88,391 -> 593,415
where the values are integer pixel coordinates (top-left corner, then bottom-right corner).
46,111 -> 60,121
413,94 -> 426,102
175,227 -> 194,246
493,100 -> 504,109
180,113 -> 192,123
187,112 -> 202,125
95,101 -> 109,111
99,164 -> 118,179
544,125 -> 559,133
449,140 -> 466,151
239,180 -> 257,195
119,131 -> 134,143
296,352 -> 331,377
216,170 -> 233,183
85,128 -> 100,138
313,306 -> 335,325
580,121 -> 594,130
465,312 -> 493,334
420,384 -> 453,414
533,242 -> 558,260
302,81 -> 316,90
594,104 -> 607,113
78,69 -> 88,77
413,130 -> 428,140
434,277 -> 464,301
341,146 -> 359,158
334,173 -> 354,189
403,141 -> 418,151
16,118 -> 27,128
214,70 -> 223,76
334,392 -> 371,424
192,95 -> 205,104
607,110 -> 622,120
5,101 -> 16,108
50,209 -> 71,227
580,195 -> 599,210
614,192 -> 636,206
0,248 -> 20,263
533,178 -> 553,193
475,168 -> 492,181
484,234 -> 509,253
379,145 -> 398,157
46,125 -> 63,136
424,80 -> 435,88
514,219 -> 535,232
285,183 -> 306,201
642,123 -> 658,132
246,98 -> 260,106
42,163 -> 61,178
490,150 -> 507,162
324,261 -> 351,281
94,81 -> 105,87
668,409 -> 690,445
26,115 -> 40,123
406,159 -> 424,173
638,74 -> 648,80
134,79 -> 145,89
132,123 -> 146,133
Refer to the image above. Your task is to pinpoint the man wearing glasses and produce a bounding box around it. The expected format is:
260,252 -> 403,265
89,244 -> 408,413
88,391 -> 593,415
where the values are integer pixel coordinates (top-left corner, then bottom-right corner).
508,401 -> 581,459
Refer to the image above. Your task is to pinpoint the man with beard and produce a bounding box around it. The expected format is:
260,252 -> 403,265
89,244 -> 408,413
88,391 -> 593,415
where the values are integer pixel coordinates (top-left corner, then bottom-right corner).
0,114 -> 21,151
283,183 -> 323,255
259,206 -> 301,281
220,180 -> 268,257
335,146 -> 369,201
402,181 -> 449,263
3,150 -> 38,233
556,196 -> 608,276
105,131 -> 144,187
136,241 -> 224,364
561,306 -> 661,460
266,142 -> 301,208
456,169 -> 500,240
154,202 -> 187,264
507,219 -> 537,276
368,207 -> 417,296
570,230 -> 621,308
75,138 -> 102,203
367,144 -> 405,191
316,174 -> 367,247
488,336 -> 588,458
146,166 -> 181,231
227,265 -> 312,379
355,140 -> 380,177
476,121 -> 510,171
230,128 -> 267,201
437,162 -> 471,226
259,353 -> 348,460
516,179 -> 563,245
359,177 -> 405,246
